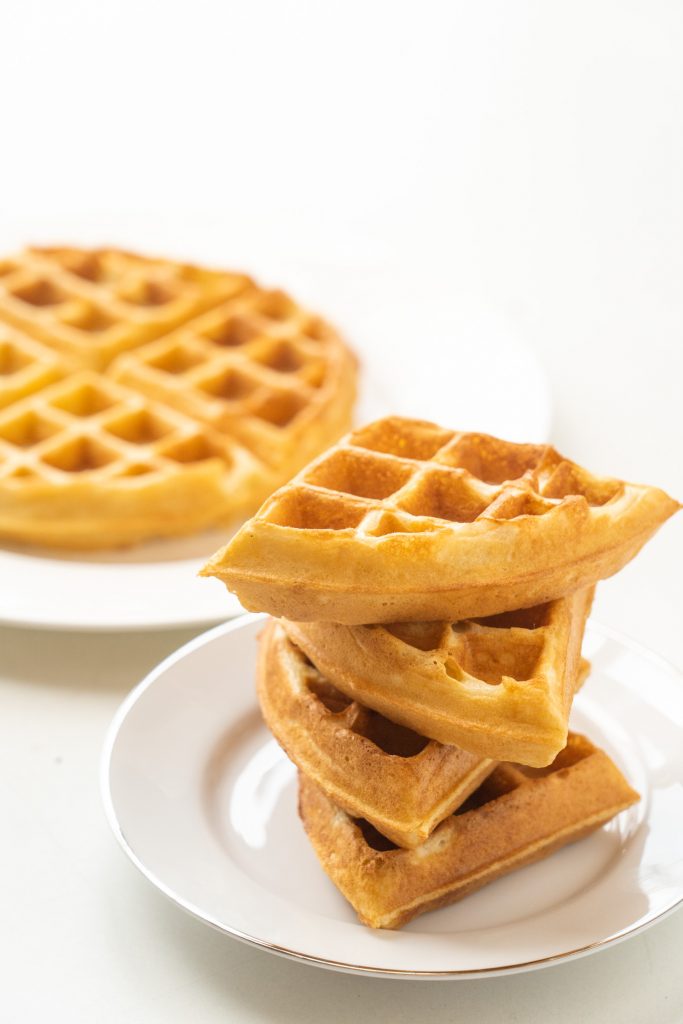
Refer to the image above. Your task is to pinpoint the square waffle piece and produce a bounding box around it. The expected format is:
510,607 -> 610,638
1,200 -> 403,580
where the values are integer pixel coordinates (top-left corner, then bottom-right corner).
259,621 -> 496,848
283,587 -> 593,767
0,246 -> 357,548
299,733 -> 640,929
202,416 -> 679,622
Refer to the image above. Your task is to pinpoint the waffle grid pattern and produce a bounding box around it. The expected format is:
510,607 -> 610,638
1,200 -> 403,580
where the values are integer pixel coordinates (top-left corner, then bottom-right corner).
264,417 -> 624,535
0,324 -> 64,409
112,288 -> 343,464
0,372 -> 242,485
0,248 -> 250,367
0,247 -> 355,545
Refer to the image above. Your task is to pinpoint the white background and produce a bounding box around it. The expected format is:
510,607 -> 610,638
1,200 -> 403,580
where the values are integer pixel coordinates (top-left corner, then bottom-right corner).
1,1 -> 682,1021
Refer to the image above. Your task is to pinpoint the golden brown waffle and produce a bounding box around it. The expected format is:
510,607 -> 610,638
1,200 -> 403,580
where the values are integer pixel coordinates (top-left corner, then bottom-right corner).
259,621 -> 495,848
283,587 -> 593,767
0,324 -> 66,410
299,733 -> 639,929
203,416 -> 679,622
0,247 -> 356,548
111,285 -> 356,473
0,247 -> 249,369
0,372 -> 267,547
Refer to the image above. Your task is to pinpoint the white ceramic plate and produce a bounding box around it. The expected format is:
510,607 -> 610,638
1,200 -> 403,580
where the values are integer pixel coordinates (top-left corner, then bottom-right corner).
102,615 -> 683,978
0,305 -> 550,632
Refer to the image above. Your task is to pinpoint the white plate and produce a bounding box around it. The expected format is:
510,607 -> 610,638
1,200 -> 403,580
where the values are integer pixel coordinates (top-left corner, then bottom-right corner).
102,615 -> 683,978
0,303 -> 550,632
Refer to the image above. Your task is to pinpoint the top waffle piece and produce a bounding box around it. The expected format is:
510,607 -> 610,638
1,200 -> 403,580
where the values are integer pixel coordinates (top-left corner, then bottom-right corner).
283,586 -> 593,767
0,247 -> 356,548
202,416 -> 679,622
299,732 -> 640,929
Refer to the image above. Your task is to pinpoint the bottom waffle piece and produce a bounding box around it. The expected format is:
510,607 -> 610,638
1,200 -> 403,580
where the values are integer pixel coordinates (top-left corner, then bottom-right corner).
298,733 -> 639,929
258,620 -> 495,848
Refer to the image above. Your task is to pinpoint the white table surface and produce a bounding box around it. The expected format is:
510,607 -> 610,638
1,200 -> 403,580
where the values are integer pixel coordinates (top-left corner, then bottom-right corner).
2,1 -> 683,1020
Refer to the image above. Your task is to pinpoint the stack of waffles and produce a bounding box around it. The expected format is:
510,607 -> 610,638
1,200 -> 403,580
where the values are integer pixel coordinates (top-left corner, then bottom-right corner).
0,247 -> 356,548
203,416 -> 679,929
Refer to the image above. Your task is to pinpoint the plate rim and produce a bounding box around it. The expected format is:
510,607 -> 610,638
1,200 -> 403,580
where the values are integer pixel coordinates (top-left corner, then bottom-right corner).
100,614 -> 683,979
0,549 -> 241,633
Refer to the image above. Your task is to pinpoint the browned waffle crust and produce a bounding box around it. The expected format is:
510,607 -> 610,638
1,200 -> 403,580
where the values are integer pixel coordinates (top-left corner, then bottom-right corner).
282,588 -> 593,767
298,733 -> 640,929
258,620 -> 495,847
203,417 -> 678,622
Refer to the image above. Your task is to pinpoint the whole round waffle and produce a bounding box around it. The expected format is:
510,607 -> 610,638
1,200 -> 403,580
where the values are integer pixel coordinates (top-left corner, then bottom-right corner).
0,247 -> 357,548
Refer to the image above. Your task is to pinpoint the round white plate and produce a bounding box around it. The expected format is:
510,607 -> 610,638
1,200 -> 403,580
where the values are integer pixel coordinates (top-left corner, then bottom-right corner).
102,615 -> 683,978
0,301 -> 550,632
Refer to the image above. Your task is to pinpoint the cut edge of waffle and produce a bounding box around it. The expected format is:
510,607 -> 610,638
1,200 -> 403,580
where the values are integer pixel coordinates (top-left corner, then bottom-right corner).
281,586 -> 593,767
258,620 -> 496,847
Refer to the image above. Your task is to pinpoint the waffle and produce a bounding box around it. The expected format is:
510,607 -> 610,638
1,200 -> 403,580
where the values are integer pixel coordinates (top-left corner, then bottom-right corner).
299,732 -> 639,929
0,372 -> 267,547
0,247 -> 356,548
259,620 -> 496,847
202,416 -> 679,622
0,323 -> 66,410
0,247 -> 250,369
283,587 -> 593,767
111,285 -> 357,476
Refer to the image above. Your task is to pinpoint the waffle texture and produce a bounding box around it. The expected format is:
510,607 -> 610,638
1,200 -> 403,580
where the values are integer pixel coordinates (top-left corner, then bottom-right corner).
203,417 -> 678,622
258,621 -> 495,847
0,372 -> 267,546
299,733 -> 640,929
0,247 -> 356,547
0,247 -> 248,369
283,588 -> 593,767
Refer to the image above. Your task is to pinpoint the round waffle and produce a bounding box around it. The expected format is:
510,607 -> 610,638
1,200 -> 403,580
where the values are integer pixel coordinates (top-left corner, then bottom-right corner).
0,247 -> 356,548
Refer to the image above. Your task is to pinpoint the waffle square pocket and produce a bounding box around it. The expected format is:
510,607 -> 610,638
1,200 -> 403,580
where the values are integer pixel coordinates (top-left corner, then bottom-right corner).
0,247 -> 357,547
204,416 -> 678,622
